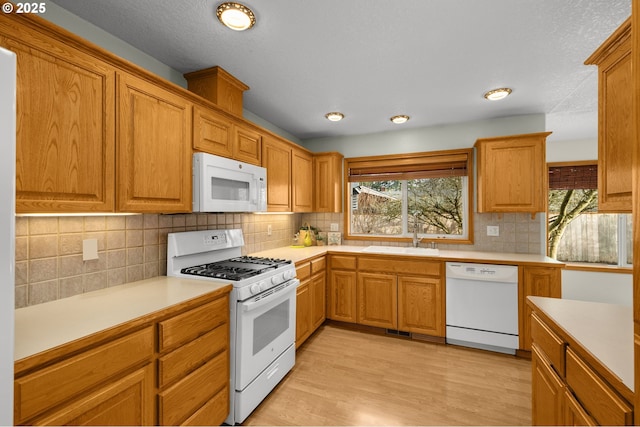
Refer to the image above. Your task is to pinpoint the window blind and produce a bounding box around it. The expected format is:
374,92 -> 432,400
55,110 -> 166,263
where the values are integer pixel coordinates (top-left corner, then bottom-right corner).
548,164 -> 597,190
347,150 -> 471,182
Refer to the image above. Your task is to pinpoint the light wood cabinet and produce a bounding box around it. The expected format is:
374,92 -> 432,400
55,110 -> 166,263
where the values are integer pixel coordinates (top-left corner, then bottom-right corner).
295,256 -> 327,348
585,18 -> 632,212
292,148 -> 314,212
117,72 -> 192,213
192,105 -> 234,158
397,275 -> 443,336
520,266 -> 562,351
357,272 -> 398,329
529,301 -> 633,426
531,344 -> 565,426
233,124 -> 262,166
313,152 -> 343,213
261,137 -> 314,213
475,132 -> 551,214
15,327 -> 155,425
0,16 -> 116,213
14,289 -> 231,426
328,255 -> 358,323
262,136 -> 292,212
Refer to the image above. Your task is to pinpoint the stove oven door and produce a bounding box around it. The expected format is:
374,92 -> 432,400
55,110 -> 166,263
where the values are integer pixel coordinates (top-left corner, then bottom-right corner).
235,278 -> 298,391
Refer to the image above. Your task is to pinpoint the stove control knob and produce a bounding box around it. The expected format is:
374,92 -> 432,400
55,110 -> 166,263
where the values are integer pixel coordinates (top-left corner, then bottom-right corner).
258,281 -> 267,291
271,275 -> 281,285
285,270 -> 294,280
250,283 -> 261,295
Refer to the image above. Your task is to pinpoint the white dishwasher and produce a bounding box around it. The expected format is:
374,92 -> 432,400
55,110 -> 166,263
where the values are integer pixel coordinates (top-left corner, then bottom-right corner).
445,262 -> 519,355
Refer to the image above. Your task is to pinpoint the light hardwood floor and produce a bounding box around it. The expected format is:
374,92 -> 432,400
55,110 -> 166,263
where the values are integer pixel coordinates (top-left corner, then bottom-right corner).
244,325 -> 532,426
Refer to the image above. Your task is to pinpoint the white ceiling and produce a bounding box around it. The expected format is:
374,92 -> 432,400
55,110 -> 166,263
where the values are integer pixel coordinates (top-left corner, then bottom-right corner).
51,0 -> 631,142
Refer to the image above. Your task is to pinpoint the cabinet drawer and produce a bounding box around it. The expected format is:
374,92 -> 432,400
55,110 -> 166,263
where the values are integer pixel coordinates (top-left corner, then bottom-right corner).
159,349 -> 229,426
531,313 -> 565,376
158,296 -> 228,353
330,255 -> 357,270
565,348 -> 632,426
181,387 -> 229,426
311,256 -> 326,274
296,262 -> 311,281
358,257 -> 440,276
15,327 -> 153,424
158,324 -> 228,388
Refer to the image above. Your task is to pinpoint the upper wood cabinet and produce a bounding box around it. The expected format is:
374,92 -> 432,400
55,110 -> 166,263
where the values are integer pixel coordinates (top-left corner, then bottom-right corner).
117,72 -> 192,213
313,152 -> 343,213
292,148 -> 313,212
585,18 -> 632,213
0,17 -> 116,213
262,136 -> 292,212
261,137 -> 314,212
193,105 -> 234,158
475,132 -> 551,214
233,124 -> 262,166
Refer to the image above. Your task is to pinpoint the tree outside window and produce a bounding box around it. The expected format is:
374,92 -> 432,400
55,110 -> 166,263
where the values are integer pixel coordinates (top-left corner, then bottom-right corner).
547,162 -> 631,266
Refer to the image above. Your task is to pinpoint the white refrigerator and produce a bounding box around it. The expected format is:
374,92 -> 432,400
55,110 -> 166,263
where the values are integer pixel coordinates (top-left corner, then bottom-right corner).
0,46 -> 16,425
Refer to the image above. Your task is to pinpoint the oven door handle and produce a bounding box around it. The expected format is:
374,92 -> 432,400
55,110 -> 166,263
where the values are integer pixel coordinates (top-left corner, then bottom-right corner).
240,279 -> 298,313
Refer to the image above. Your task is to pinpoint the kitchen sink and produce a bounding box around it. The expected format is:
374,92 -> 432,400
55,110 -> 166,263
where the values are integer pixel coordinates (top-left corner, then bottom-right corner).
361,246 -> 440,256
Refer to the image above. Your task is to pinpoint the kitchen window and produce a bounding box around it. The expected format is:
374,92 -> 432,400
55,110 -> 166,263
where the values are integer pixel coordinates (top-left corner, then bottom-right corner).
547,162 -> 632,267
345,149 -> 473,244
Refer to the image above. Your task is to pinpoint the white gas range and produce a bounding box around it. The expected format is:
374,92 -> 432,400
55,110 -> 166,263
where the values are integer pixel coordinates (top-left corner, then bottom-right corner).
167,229 -> 298,425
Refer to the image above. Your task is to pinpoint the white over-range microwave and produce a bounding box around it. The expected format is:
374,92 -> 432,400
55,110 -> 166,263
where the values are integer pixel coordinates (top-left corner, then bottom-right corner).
193,152 -> 267,212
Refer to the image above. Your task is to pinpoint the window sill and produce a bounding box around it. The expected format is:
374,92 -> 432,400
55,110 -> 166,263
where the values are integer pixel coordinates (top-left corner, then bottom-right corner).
563,263 -> 632,274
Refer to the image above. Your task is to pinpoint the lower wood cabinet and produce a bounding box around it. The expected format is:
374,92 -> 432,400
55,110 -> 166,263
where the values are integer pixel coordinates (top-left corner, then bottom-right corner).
328,254 -> 444,338
295,256 -> 327,348
520,265 -> 561,351
529,306 -> 633,426
14,289 -> 231,426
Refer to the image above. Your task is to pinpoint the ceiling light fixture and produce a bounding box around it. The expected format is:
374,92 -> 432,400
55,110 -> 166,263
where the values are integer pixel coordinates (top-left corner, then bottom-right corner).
216,2 -> 256,31
325,112 -> 344,122
483,87 -> 512,101
390,115 -> 410,124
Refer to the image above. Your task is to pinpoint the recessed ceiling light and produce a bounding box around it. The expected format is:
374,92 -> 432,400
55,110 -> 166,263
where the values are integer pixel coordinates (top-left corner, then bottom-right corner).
216,2 -> 256,31
390,115 -> 410,124
483,88 -> 512,101
325,112 -> 344,122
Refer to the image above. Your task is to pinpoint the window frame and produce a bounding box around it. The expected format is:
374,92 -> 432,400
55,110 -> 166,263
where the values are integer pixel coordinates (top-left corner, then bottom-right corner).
343,148 -> 474,245
547,161 -> 632,269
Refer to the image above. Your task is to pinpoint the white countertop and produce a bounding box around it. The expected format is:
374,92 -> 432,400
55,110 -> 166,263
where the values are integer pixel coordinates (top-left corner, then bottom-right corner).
251,245 -> 563,266
15,277 -> 230,361
528,296 -> 634,393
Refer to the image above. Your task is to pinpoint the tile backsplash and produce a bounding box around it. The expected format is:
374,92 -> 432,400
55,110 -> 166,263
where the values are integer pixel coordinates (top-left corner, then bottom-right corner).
16,210 -> 543,308
15,213 -> 300,308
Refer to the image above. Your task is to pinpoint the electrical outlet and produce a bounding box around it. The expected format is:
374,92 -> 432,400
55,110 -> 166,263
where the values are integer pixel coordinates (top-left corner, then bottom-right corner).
82,238 -> 98,261
487,225 -> 500,237
267,224 -> 272,236
330,223 -> 339,232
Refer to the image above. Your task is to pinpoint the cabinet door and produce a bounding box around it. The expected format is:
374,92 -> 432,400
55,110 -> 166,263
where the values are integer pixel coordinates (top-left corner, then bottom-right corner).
531,345 -> 565,426
0,31 -> 115,213
311,271 -> 326,329
262,137 -> 292,212
292,148 -> 313,212
33,364 -> 154,426
397,276 -> 443,336
357,272 -> 397,329
233,124 -> 262,165
296,280 -> 311,348
314,152 -> 343,213
564,390 -> 597,426
328,270 -> 357,323
591,22 -> 632,212
117,73 -> 192,212
520,266 -> 561,351
192,105 -> 233,158
475,132 -> 550,213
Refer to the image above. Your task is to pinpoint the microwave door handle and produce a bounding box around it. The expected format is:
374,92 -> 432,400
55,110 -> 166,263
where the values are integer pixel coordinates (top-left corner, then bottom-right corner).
251,176 -> 258,205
